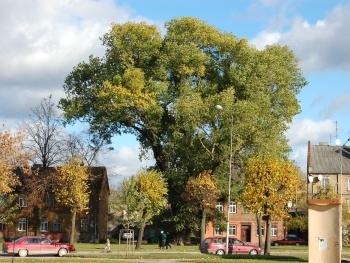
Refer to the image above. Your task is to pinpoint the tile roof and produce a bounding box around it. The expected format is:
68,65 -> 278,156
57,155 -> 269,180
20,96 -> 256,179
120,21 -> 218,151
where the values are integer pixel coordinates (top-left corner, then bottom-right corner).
308,144 -> 350,174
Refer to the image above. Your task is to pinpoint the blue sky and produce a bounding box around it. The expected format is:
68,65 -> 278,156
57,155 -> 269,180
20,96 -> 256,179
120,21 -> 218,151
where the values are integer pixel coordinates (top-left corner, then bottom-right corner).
1,0 -> 350,184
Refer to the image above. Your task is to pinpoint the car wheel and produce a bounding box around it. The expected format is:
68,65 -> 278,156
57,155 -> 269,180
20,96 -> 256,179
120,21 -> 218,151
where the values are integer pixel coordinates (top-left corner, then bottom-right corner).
18,249 -> 28,257
273,242 -> 279,246
249,249 -> 258,255
216,249 -> 225,255
58,248 -> 68,257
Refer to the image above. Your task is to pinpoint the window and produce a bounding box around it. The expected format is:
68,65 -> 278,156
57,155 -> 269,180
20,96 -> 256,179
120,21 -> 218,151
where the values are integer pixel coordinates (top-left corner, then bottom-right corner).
0,223 -> 5,231
241,206 -> 249,213
271,225 -> 278,237
81,219 -> 89,233
228,224 -> 236,236
348,178 -> 350,190
229,202 -> 236,213
40,218 -> 48,232
214,225 -> 222,236
19,194 -> 27,207
46,194 -> 55,207
18,218 -> 27,231
53,219 -> 61,232
322,177 -> 330,189
256,225 -> 264,236
216,202 -> 223,213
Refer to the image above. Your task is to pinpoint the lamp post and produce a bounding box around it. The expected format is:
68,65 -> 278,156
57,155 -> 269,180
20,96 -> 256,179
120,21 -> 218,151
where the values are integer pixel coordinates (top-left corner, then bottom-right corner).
215,105 -> 233,254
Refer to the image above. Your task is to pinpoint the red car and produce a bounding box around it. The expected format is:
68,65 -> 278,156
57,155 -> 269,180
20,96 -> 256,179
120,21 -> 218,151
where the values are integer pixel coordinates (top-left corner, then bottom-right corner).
199,237 -> 261,255
271,235 -> 306,246
2,236 -> 76,257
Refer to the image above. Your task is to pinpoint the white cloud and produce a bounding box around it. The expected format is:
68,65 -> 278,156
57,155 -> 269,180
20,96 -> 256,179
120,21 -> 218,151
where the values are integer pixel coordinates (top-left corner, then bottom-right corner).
102,144 -> 155,186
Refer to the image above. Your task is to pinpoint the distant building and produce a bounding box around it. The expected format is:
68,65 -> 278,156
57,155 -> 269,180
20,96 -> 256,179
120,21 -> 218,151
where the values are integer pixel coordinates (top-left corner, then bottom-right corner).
0,166 -> 109,243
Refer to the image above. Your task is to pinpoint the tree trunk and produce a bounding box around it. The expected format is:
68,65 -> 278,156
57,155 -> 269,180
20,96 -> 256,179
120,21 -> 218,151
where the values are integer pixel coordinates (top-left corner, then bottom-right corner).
136,220 -> 146,250
70,206 -> 77,244
257,212 -> 262,249
264,215 -> 272,255
200,209 -> 206,243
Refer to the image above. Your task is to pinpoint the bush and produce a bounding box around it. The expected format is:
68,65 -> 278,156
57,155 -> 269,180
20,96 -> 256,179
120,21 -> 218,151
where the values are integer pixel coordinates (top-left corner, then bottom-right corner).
190,237 -> 200,245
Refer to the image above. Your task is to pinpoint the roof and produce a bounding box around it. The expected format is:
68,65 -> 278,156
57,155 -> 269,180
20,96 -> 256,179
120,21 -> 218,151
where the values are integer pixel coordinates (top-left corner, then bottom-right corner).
308,142 -> 350,174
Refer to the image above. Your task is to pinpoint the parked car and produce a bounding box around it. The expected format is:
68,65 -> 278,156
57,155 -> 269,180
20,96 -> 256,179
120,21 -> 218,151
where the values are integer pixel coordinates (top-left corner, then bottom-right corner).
2,236 -> 76,257
199,237 -> 261,255
120,229 -> 134,239
271,235 -> 306,246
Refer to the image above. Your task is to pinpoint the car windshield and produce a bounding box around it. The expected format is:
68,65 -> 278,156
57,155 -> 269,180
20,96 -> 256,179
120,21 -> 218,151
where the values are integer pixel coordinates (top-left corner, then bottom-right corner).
14,237 -> 26,243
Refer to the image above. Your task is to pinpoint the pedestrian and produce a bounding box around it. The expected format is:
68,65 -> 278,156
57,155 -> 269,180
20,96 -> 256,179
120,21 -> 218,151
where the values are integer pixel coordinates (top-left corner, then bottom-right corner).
165,232 -> 172,249
159,230 -> 166,249
105,238 -> 111,252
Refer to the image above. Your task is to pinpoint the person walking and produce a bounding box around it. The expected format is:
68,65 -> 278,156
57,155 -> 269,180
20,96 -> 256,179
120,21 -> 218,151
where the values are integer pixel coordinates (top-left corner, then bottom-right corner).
165,232 -> 172,249
159,231 -> 166,249
105,238 -> 111,252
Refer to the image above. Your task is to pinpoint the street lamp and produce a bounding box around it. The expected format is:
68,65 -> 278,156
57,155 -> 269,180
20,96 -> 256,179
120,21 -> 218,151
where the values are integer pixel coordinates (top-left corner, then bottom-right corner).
215,105 -> 233,254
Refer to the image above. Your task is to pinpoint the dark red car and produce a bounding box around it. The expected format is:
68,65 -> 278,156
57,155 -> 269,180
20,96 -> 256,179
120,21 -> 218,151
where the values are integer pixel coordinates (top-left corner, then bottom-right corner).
199,237 -> 261,255
271,235 -> 306,246
2,236 -> 76,257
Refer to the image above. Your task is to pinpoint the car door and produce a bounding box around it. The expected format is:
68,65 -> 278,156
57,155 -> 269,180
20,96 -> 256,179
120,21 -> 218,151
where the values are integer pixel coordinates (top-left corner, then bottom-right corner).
40,237 -> 57,255
24,237 -> 41,255
231,238 -> 247,254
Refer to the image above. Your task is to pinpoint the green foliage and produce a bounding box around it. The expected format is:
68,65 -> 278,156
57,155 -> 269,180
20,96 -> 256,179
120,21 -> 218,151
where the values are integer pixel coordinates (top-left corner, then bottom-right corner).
112,170 -> 168,228
59,17 -> 307,237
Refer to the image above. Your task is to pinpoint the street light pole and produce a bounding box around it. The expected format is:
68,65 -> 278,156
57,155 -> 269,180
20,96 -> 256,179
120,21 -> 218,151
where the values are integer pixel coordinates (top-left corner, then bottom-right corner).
215,105 -> 233,254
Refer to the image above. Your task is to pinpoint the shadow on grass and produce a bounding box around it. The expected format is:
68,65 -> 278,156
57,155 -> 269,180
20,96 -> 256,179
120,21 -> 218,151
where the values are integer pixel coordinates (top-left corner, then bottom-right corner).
222,254 -> 307,262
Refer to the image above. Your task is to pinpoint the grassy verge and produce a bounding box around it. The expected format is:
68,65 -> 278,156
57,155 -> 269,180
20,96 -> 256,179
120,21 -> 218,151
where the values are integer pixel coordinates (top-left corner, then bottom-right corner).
2,244 -> 349,262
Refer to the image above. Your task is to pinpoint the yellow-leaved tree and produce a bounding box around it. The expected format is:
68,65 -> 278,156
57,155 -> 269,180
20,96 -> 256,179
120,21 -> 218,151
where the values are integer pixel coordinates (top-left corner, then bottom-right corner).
55,157 -> 90,244
135,170 -> 168,249
182,170 -> 218,243
0,126 -> 31,224
242,154 -> 301,255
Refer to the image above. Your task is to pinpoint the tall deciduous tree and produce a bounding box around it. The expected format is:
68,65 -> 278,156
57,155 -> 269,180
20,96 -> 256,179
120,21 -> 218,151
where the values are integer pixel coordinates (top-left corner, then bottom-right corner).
19,95 -> 66,167
242,154 -> 301,255
54,157 -> 90,244
59,17 -> 307,236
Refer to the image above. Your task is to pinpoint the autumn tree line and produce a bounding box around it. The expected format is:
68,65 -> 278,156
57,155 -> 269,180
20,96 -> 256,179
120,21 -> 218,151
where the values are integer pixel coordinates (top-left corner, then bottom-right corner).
1,17 -> 316,255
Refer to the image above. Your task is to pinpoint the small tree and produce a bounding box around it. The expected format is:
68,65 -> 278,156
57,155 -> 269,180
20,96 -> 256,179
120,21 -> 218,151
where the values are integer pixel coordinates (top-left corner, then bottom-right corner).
54,157 -> 90,244
182,170 -> 218,242
112,170 -> 168,249
242,154 -> 301,255
0,126 -> 30,194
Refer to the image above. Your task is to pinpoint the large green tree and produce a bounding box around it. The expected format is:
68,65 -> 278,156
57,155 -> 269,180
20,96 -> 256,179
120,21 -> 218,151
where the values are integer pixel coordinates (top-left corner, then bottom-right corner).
59,17 -> 307,236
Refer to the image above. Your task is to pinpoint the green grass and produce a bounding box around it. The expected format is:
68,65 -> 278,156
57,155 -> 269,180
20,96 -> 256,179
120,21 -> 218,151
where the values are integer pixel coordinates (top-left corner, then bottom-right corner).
2,243 -> 349,262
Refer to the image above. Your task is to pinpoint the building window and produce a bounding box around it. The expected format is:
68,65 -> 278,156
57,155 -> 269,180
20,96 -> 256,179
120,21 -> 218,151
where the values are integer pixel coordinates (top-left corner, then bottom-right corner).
216,202 -> 223,213
40,218 -> 48,232
229,202 -> 237,213
214,225 -> 222,236
271,225 -> 278,236
322,177 -> 330,189
0,223 -> 5,230
241,206 -> 249,213
81,219 -> 89,233
229,225 -> 236,236
19,194 -> 27,207
347,178 -> 350,190
46,194 -> 55,207
256,225 -> 264,236
18,218 -> 27,231
53,218 -> 61,232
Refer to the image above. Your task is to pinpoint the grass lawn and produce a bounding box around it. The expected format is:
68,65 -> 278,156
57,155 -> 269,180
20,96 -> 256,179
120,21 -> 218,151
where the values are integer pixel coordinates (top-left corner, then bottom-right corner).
1,243 -> 349,262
